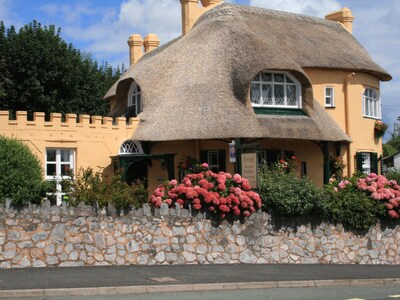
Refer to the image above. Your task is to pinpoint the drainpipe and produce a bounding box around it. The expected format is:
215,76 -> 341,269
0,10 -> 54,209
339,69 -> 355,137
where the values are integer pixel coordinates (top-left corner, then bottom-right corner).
344,72 -> 355,177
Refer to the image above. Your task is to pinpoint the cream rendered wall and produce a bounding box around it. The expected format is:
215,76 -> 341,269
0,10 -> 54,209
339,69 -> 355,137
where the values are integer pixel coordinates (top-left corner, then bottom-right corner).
0,111 -> 138,180
305,69 -> 382,176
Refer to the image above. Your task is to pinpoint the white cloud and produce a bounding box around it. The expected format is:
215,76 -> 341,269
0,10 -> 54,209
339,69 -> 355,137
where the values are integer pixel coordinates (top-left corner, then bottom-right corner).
0,0 -> 22,27
249,0 -> 341,17
55,0 -> 181,67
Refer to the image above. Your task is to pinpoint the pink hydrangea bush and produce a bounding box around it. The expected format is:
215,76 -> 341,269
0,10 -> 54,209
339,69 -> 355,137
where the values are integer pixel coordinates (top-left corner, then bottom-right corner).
357,173 -> 400,219
329,173 -> 400,219
149,166 -> 262,220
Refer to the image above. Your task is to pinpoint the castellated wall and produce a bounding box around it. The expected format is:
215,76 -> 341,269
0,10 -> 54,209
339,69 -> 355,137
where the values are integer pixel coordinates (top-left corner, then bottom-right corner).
0,200 -> 399,268
0,111 -> 138,176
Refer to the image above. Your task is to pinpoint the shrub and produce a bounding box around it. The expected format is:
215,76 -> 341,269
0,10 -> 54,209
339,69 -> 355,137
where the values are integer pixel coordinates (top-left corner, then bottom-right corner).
322,187 -> 385,230
64,168 -> 147,210
258,167 -> 325,215
149,164 -> 262,221
0,136 -> 45,205
385,169 -> 400,185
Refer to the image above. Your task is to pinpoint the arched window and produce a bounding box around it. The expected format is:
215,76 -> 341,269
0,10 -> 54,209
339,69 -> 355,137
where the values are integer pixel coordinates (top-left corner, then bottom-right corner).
362,88 -> 381,119
250,71 -> 301,108
127,81 -> 142,117
119,140 -> 144,155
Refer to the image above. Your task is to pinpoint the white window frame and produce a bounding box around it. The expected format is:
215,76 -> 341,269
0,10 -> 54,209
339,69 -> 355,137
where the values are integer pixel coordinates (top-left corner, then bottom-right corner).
362,152 -> 371,174
250,71 -> 302,109
207,151 -> 220,173
127,82 -> 142,117
325,86 -> 334,107
362,87 -> 381,119
45,148 -> 75,205
119,140 -> 144,155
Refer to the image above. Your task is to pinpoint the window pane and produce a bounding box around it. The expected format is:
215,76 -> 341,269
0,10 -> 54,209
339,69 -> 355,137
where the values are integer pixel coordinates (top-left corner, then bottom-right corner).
325,88 -> 332,97
287,85 -> 297,106
274,74 -> 284,82
274,85 -> 284,105
286,76 -> 293,84
61,164 -> 71,176
60,150 -> 70,162
137,96 -> 141,114
250,83 -> 260,104
262,84 -> 272,105
47,164 -> 56,176
261,73 -> 272,82
136,85 -> 141,93
47,149 -> 56,162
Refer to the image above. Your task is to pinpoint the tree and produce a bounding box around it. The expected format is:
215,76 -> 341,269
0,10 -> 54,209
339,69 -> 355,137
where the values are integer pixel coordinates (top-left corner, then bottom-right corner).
0,136 -> 44,205
0,21 -> 123,117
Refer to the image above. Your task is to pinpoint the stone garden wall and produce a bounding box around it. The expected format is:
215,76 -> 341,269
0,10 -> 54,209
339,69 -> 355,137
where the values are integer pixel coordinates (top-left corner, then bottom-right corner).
0,200 -> 399,268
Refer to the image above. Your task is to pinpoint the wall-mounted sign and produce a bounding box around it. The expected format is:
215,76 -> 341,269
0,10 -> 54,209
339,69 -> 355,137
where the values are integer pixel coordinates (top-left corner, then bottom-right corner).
229,141 -> 236,163
241,152 -> 258,189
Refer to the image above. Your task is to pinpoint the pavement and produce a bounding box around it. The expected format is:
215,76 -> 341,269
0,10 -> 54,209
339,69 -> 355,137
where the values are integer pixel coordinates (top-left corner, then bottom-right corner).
0,264 -> 399,298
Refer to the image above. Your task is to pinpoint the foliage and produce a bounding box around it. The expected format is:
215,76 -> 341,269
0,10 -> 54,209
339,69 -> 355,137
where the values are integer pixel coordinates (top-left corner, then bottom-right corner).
323,186 -> 385,230
273,156 -> 300,175
329,156 -> 346,179
258,164 -> 325,216
385,169 -> 400,185
374,120 -> 388,138
177,155 -> 204,175
386,136 -> 400,153
0,136 -> 45,205
64,168 -> 147,210
383,143 -> 397,157
0,21 -> 124,116
149,165 -> 262,221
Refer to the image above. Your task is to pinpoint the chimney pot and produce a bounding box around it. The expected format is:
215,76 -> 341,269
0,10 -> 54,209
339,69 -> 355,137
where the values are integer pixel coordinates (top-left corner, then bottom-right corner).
127,34 -> 143,65
325,7 -> 355,34
144,33 -> 160,53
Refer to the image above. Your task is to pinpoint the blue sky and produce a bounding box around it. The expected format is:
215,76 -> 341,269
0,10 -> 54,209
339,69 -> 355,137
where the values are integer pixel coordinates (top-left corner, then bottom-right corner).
1,0 -> 399,136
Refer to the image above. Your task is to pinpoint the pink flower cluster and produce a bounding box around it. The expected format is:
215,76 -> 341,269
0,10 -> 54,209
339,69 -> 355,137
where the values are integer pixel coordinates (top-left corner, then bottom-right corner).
149,169 -> 262,220
357,173 -> 400,219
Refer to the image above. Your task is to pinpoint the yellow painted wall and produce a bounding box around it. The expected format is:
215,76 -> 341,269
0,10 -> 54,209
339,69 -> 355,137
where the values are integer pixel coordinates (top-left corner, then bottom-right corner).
0,111 -> 138,179
304,69 -> 382,176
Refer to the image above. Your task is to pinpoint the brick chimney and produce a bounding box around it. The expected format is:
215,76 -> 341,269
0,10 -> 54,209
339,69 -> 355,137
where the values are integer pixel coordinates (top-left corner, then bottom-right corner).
127,34 -> 143,65
325,7 -> 355,34
144,33 -> 160,53
180,0 -> 223,35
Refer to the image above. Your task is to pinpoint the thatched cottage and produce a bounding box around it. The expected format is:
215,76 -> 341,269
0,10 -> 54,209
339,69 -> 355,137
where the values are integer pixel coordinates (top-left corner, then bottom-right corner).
104,0 -> 391,190
0,0 -> 391,202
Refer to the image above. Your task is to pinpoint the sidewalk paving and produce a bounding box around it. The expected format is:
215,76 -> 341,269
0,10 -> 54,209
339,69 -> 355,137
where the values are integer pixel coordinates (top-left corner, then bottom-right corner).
0,264 -> 399,298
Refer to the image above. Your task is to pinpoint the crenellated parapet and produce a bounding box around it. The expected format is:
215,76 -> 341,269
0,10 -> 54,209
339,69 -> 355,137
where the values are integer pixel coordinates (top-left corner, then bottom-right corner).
0,111 -> 139,177
0,111 -> 139,129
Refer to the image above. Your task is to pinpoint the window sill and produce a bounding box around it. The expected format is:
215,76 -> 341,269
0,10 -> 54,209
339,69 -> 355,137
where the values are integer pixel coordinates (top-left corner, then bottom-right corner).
325,106 -> 336,109
253,107 -> 305,116
362,115 -> 381,120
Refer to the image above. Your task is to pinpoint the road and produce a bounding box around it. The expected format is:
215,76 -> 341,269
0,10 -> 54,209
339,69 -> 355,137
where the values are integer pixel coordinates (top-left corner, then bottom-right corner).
10,285 -> 400,300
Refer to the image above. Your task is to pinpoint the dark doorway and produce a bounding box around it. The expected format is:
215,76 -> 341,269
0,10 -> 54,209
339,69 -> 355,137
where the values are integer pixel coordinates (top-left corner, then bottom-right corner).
125,160 -> 148,186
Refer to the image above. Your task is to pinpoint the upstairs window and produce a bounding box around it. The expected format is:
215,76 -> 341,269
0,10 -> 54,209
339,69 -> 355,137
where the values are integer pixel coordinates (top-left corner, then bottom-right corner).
250,71 -> 301,109
325,86 -> 334,107
127,82 -> 142,117
362,88 -> 381,119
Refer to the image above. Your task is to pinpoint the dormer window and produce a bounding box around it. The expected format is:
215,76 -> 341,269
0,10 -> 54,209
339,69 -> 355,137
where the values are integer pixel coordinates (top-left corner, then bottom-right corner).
127,82 -> 142,117
250,71 -> 301,109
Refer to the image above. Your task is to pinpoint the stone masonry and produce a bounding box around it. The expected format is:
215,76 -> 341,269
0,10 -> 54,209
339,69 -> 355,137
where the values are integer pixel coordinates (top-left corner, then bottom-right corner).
0,200 -> 399,268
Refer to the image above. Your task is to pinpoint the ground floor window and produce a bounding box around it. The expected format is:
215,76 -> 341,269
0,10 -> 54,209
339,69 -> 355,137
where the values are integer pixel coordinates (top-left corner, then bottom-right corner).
45,148 -> 75,205
356,152 -> 378,175
200,150 -> 226,173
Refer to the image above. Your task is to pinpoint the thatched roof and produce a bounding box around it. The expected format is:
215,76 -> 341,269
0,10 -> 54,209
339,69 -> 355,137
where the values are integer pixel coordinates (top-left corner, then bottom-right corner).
105,3 -> 391,142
